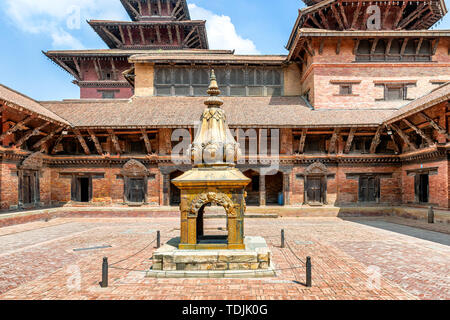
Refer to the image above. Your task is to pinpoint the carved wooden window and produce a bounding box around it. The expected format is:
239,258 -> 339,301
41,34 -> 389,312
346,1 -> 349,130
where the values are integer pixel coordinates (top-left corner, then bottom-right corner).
99,90 -> 117,99
155,66 -> 283,97
358,175 -> 380,203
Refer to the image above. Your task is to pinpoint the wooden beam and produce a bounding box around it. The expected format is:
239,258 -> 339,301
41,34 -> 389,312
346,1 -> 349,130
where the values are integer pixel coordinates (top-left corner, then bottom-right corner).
72,58 -> 82,80
398,3 -> 427,29
385,38 -> 393,55
394,1 -> 409,29
101,26 -> 122,47
370,125 -> 384,154
147,0 -> 152,15
119,25 -> 126,44
415,38 -> 423,55
73,129 -> 91,155
336,39 -> 342,55
123,0 -> 140,17
172,0 -> 182,16
127,26 -> 134,45
108,129 -> 122,154
88,129 -> 103,155
15,122 -> 49,148
328,128 -> 340,154
93,59 -> 101,80
54,57 -> 80,81
384,125 -> 400,154
304,39 -> 315,56
338,2 -> 349,29
419,111 -> 450,140
139,25 -> 146,45
344,127 -> 356,154
51,133 -> 65,154
371,38 -> 379,54
318,9 -> 330,29
402,118 -> 434,146
390,123 -> 417,151
157,0 -> 162,15
182,26 -> 198,46
351,1 -> 363,29
400,38 -> 408,55
353,39 -> 360,55
382,3 -> 392,28
155,25 -> 162,43
167,26 -> 173,44
432,38 -> 440,55
111,58 -> 118,81
0,116 -> 34,141
32,127 -> 64,150
141,128 -> 152,154
308,14 -> 324,29
137,0 -> 143,16
331,4 -> 345,30
299,129 -> 307,154
175,25 -> 181,44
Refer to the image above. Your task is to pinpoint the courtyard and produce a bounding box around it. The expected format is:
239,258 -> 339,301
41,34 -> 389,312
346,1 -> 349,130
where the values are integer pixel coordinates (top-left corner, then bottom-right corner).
0,214 -> 448,300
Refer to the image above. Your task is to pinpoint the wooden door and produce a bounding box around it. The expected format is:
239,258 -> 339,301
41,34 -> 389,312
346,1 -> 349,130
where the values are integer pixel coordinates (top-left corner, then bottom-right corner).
359,176 -> 379,202
307,177 -> 322,204
128,178 -> 145,203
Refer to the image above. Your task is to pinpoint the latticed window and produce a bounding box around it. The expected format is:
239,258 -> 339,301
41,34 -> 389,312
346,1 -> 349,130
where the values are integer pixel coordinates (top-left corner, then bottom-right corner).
355,38 -> 433,62
154,66 -> 283,97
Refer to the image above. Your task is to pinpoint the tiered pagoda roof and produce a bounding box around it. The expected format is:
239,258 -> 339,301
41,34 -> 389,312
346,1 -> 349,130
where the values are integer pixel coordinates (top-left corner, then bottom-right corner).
288,0 -> 448,50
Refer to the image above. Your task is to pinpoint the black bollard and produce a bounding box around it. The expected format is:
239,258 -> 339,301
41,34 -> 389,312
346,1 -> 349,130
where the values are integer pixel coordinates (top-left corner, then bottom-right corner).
281,229 -> 285,248
306,257 -> 312,287
428,206 -> 434,224
157,230 -> 161,248
101,257 -> 108,288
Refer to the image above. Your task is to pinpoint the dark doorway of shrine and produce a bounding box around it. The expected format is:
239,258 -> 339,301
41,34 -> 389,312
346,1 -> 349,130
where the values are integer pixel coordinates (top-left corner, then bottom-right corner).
417,173 -> 429,203
127,178 -> 146,203
170,170 -> 183,206
266,171 -> 283,205
196,205 -> 228,245
72,177 -> 92,203
243,170 -> 260,206
306,176 -> 326,205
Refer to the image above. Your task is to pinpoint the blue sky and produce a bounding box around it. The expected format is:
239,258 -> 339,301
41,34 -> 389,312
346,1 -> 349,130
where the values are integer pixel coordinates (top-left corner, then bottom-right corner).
0,0 -> 449,101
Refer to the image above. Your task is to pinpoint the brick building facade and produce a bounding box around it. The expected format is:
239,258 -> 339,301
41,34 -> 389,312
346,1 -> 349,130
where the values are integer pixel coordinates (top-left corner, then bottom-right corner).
1,0 -> 449,212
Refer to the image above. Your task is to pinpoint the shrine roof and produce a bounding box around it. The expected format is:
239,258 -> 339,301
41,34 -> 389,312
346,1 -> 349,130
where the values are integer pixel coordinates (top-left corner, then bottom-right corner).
45,49 -> 232,57
385,82 -> 450,124
40,96 -> 394,129
0,84 -> 70,126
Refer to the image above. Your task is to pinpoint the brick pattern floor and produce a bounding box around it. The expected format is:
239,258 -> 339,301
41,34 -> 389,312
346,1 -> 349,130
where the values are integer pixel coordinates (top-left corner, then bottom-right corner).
0,217 -> 448,300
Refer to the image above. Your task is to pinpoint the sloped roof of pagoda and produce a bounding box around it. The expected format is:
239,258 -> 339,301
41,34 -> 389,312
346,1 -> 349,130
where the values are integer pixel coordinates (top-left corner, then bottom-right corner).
385,82 -> 450,124
0,84 -> 70,126
88,19 -> 208,49
120,0 -> 190,21
287,0 -> 448,50
40,96 -> 395,129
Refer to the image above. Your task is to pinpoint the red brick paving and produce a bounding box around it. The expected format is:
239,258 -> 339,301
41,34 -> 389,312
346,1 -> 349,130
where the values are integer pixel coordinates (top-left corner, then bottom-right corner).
0,217 -> 448,300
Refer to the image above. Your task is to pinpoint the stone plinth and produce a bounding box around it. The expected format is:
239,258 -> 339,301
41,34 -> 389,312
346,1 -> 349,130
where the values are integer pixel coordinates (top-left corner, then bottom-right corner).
148,236 -> 275,278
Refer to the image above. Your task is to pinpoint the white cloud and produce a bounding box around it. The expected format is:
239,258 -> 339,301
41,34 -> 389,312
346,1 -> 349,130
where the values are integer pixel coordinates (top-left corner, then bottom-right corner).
4,0 -> 127,49
188,4 -> 260,55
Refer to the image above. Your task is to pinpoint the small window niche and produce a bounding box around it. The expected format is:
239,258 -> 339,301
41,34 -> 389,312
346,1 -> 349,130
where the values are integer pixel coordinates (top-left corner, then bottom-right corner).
339,84 -> 353,95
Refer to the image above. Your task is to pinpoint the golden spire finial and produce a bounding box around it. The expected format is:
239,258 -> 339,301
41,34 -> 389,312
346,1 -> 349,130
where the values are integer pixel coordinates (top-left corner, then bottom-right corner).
205,69 -> 223,108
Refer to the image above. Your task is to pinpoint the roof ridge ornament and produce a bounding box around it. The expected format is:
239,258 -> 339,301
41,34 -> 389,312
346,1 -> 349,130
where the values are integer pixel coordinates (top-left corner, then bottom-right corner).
204,69 -> 224,108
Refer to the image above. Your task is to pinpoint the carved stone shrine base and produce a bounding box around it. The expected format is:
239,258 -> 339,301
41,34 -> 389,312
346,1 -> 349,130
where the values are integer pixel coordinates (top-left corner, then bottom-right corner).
148,236 -> 275,278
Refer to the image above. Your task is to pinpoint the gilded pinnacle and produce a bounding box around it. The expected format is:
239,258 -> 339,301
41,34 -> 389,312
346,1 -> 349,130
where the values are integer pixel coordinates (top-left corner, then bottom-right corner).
205,69 -> 223,108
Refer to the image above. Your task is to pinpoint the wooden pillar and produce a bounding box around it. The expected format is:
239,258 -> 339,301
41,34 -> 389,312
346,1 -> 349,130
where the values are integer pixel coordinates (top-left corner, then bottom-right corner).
259,174 -> 266,206
163,173 -> 170,206
283,172 -> 290,206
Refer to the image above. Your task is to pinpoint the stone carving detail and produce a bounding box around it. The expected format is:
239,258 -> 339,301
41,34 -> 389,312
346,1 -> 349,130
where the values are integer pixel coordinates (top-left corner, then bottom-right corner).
305,161 -> 328,175
20,152 -> 43,170
121,159 -> 149,177
189,192 -> 237,217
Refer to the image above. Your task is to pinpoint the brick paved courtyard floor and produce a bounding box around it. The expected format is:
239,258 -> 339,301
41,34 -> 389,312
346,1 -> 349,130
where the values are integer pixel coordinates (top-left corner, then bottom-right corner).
0,216 -> 448,300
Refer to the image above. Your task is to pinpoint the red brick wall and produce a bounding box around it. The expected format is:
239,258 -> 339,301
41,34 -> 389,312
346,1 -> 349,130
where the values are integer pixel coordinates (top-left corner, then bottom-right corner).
0,161 -> 18,210
80,87 -> 134,99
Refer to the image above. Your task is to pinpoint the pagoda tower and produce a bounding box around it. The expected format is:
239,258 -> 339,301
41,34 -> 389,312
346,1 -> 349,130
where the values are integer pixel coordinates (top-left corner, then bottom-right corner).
44,0 -> 209,99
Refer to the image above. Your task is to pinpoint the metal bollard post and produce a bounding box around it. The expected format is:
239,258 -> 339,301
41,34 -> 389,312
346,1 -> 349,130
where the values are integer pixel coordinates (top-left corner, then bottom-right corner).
157,230 -> 161,248
428,206 -> 434,224
101,257 -> 108,288
306,257 -> 312,287
281,229 -> 285,248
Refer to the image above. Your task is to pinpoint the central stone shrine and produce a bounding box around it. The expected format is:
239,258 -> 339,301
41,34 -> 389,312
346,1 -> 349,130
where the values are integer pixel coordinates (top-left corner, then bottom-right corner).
148,71 -> 275,278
